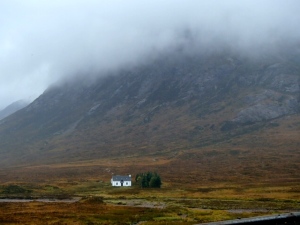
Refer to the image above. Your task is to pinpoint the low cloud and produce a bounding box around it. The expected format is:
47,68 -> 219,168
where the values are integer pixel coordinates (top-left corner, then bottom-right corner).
0,0 -> 299,109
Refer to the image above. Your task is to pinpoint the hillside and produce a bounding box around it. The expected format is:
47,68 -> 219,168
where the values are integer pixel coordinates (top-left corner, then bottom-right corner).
0,100 -> 29,121
0,49 -> 299,185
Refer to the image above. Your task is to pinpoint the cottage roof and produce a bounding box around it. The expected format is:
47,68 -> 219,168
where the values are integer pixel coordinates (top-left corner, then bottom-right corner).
112,175 -> 131,182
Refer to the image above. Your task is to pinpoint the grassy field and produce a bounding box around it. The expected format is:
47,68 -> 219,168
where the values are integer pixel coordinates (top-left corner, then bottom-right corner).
0,160 -> 298,225
0,177 -> 299,225
0,115 -> 298,224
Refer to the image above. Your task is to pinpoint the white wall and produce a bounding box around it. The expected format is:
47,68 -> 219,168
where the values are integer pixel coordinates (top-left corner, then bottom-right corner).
111,180 -> 131,187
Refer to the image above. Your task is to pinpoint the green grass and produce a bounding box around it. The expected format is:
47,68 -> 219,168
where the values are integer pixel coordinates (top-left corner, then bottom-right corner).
0,181 -> 299,224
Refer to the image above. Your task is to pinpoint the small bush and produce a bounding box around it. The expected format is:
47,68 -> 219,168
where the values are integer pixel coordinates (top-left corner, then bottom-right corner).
85,196 -> 104,204
2,185 -> 32,195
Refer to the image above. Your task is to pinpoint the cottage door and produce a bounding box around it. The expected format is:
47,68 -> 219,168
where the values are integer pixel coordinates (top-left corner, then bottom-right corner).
121,180 -> 123,186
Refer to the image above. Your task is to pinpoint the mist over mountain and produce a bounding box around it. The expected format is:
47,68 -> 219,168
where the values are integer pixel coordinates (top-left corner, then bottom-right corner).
0,44 -> 299,168
1,1 -> 300,108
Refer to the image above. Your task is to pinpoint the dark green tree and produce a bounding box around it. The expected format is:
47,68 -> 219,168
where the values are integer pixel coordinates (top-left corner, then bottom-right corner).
149,173 -> 162,188
135,172 -> 162,188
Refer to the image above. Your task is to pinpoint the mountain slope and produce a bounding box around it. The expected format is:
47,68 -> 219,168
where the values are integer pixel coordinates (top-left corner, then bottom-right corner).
0,100 -> 29,121
0,50 -> 299,176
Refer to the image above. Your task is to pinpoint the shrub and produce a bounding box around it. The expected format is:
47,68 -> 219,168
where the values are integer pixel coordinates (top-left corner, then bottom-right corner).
2,185 -> 32,195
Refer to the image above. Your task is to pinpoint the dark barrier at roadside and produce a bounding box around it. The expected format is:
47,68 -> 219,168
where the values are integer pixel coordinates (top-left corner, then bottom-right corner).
197,212 -> 300,225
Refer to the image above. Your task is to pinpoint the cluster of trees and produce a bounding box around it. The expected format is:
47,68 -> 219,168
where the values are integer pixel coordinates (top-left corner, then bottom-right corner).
135,172 -> 162,188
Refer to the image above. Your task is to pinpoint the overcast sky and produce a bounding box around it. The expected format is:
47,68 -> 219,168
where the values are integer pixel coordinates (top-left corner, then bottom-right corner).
0,0 -> 299,109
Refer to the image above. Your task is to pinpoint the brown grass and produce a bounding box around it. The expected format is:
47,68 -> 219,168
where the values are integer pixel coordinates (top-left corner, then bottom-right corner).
0,200 -> 168,225
0,115 -> 298,224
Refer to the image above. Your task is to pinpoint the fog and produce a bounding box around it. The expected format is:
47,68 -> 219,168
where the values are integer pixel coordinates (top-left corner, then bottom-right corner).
0,0 -> 299,109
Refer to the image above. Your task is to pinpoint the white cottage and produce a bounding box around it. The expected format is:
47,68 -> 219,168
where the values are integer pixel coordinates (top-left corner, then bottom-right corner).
111,175 -> 132,187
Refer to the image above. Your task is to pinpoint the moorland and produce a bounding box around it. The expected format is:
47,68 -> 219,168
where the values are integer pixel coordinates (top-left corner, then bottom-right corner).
0,50 -> 299,224
0,130 -> 299,225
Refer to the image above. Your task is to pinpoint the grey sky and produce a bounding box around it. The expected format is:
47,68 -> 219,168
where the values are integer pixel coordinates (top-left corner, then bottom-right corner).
0,0 -> 299,109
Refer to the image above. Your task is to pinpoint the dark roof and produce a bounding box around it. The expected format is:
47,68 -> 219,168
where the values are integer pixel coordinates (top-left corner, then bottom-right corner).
112,175 -> 131,182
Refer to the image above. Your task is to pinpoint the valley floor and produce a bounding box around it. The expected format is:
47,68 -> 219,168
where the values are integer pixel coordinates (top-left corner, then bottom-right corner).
0,131 -> 299,225
0,179 -> 299,225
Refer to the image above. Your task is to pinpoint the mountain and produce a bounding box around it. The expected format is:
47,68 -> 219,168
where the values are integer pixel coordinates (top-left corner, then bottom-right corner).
0,49 -> 299,184
0,100 -> 30,121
